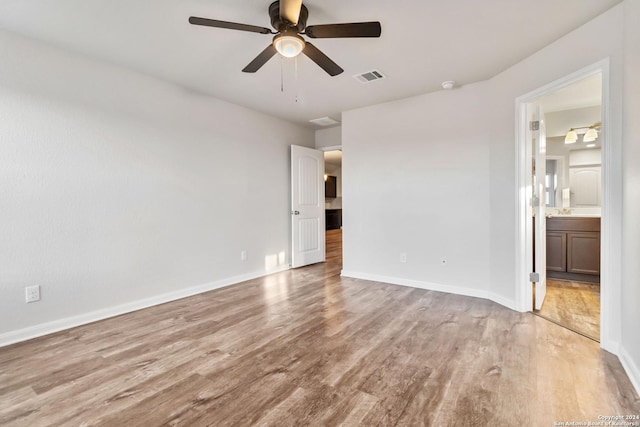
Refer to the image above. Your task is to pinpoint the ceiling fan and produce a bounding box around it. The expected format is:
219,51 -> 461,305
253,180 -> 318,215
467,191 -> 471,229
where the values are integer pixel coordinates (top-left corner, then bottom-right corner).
188,0 -> 382,76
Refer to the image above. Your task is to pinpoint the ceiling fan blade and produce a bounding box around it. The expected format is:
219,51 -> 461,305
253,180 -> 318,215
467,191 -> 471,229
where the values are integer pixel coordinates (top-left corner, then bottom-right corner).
189,17 -> 273,35
280,0 -> 303,25
302,42 -> 343,76
305,22 -> 381,38
242,44 -> 278,73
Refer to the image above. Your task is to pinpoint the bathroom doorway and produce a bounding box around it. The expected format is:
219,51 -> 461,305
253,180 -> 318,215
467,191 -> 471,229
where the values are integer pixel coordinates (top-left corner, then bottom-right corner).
324,149 -> 343,267
515,61 -> 612,345
534,78 -> 602,340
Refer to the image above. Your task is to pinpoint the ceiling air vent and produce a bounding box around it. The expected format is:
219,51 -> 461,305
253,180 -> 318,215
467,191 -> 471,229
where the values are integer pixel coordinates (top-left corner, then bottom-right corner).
353,69 -> 386,84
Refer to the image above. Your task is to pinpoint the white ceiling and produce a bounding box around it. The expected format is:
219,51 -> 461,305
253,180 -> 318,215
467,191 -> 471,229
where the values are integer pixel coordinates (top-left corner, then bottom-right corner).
539,73 -> 602,113
324,150 -> 342,167
0,0 -> 622,128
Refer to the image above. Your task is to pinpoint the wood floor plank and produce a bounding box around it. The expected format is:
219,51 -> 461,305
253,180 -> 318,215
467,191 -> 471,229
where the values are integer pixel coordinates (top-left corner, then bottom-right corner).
0,229 -> 638,425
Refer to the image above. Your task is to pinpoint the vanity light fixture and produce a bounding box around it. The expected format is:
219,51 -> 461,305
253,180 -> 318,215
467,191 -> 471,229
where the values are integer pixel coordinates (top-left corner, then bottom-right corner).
565,129 -> 578,144
583,127 -> 598,142
564,122 -> 601,144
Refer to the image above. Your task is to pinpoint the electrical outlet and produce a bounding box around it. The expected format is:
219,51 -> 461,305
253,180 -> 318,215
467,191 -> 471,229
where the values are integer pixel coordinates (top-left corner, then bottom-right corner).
440,257 -> 447,266
240,250 -> 247,261
25,285 -> 40,303
400,252 -> 407,263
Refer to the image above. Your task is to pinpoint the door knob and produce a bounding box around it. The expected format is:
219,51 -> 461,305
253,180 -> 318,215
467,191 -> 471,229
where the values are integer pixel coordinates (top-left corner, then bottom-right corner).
291,210 -> 300,215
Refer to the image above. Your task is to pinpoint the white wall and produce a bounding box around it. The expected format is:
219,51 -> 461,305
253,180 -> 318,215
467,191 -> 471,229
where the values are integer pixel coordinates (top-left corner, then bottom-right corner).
486,5 -> 625,311
545,106 -> 601,138
343,5 -> 624,307
315,126 -> 342,149
0,30 -> 314,343
342,1 -> 639,393
621,0 -> 640,394
342,81 -> 493,299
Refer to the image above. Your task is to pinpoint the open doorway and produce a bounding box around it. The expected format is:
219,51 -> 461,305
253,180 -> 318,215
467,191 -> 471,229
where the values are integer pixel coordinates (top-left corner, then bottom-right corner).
324,150 -> 343,267
533,74 -> 603,341
516,61 -> 610,345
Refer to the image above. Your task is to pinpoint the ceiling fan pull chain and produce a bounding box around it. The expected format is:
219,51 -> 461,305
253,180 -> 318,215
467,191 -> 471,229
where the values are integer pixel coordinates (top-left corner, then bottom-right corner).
280,56 -> 284,93
295,56 -> 299,103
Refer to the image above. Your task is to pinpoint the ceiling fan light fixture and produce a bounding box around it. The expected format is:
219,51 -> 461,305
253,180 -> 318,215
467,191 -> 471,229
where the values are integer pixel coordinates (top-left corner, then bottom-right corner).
273,33 -> 305,58
564,129 -> 578,144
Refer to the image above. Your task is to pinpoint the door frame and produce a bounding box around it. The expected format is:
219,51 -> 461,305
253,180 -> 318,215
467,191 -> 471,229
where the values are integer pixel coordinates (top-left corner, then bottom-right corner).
531,104 -> 548,310
514,58 -> 617,350
291,145 -> 342,268
320,145 -> 343,263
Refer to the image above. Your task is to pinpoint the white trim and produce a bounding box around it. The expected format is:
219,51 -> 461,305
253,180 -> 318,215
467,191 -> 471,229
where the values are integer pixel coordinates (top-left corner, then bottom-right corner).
619,346 -> 640,398
514,58 -> 618,350
341,270 -> 518,311
601,339 -> 620,356
514,99 -> 532,312
0,266 -> 289,348
598,60 -> 617,351
488,292 -> 520,312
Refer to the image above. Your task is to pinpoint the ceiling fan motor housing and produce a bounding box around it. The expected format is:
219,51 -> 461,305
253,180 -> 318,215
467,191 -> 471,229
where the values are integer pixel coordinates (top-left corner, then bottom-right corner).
269,1 -> 308,32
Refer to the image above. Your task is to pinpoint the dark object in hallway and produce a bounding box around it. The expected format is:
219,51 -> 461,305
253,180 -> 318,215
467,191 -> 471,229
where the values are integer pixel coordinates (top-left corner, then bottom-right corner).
325,208 -> 341,230
325,175 -> 337,198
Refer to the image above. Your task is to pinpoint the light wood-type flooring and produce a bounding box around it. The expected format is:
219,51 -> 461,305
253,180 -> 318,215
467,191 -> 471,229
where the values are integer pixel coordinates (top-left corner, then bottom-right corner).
535,279 -> 601,341
1,229 -> 638,426
325,228 -> 343,265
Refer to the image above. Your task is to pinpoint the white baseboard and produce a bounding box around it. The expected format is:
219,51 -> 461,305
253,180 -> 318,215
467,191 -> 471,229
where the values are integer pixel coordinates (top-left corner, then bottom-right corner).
0,266 -> 290,348
619,346 -> 640,398
487,292 -> 519,312
341,270 -> 488,299
341,270 -> 517,310
601,339 -> 620,355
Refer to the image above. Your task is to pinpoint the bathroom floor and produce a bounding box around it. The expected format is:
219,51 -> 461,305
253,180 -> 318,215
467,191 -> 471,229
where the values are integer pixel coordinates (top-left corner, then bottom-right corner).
535,279 -> 600,341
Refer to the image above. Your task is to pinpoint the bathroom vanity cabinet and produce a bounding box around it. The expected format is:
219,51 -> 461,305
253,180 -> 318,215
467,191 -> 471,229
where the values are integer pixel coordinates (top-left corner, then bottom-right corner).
546,217 -> 600,283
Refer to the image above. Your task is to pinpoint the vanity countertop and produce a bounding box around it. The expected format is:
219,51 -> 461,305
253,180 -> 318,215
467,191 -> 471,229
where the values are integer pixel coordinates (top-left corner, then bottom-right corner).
547,214 -> 601,218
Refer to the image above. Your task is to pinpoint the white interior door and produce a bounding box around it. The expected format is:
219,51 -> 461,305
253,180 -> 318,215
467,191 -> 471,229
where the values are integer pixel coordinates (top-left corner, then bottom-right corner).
291,145 -> 325,268
532,105 -> 547,310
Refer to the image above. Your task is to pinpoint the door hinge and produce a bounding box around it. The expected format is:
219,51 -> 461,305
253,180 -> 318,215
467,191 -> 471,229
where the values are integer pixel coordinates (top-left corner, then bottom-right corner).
530,120 -> 540,131
529,272 -> 540,282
